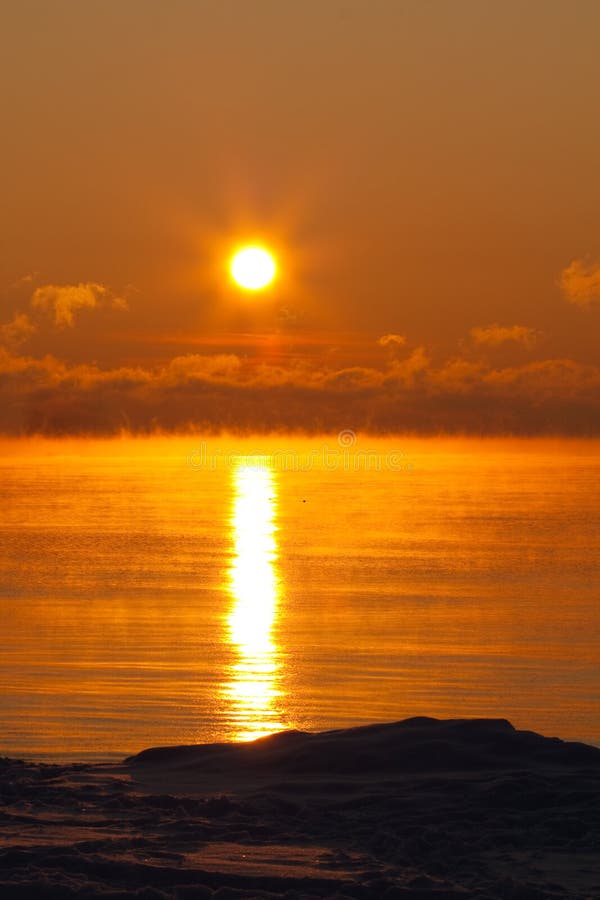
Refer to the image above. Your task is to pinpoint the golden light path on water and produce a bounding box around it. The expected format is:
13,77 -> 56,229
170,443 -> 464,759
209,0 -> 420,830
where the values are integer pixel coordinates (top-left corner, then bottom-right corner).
225,459 -> 284,741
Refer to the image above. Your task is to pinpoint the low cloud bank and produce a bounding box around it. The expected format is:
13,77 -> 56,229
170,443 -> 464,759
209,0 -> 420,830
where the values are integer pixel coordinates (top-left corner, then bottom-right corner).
0,346 -> 598,436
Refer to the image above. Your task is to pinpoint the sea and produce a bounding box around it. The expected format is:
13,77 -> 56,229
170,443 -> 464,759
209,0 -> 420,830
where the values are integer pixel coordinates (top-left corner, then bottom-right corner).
1,435 -> 598,761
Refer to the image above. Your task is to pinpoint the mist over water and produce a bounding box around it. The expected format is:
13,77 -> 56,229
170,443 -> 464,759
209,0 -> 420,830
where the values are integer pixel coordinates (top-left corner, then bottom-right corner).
1,436 -> 598,760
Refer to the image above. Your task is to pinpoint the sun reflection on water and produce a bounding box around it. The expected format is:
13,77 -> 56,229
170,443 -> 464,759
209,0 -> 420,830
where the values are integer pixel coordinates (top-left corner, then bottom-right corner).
225,459 -> 284,741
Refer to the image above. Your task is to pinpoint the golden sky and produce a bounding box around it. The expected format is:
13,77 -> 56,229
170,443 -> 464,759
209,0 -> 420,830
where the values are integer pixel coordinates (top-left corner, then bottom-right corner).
1,1 -> 599,434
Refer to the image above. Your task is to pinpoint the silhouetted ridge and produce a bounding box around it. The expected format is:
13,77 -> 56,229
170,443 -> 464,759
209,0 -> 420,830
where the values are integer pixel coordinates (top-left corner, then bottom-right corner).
125,716 -> 600,774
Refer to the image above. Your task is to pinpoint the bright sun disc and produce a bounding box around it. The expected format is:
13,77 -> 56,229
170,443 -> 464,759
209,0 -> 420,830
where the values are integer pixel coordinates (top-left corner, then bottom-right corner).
231,246 -> 276,290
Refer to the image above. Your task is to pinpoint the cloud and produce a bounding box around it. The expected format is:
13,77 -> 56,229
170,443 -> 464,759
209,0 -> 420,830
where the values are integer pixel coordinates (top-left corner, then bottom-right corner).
483,358 -> 600,401
10,272 -> 38,289
470,324 -> 540,348
0,313 -> 36,349
386,347 -> 430,385
163,354 -> 243,385
323,366 -> 384,390
1,346 -> 598,436
111,296 -> 130,312
560,260 -> 600,308
378,333 -> 406,350
30,282 -> 128,326
429,357 -> 485,394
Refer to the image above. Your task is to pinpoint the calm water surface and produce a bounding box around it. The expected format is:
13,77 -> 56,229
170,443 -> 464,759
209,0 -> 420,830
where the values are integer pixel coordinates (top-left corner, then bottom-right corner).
0,436 -> 598,759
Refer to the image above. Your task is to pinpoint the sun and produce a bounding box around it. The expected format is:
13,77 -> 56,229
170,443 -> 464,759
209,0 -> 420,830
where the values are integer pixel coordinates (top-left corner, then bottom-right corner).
230,246 -> 277,291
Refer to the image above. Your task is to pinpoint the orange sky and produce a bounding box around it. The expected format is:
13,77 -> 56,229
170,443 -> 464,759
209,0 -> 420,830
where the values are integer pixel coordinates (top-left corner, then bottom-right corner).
1,1 -> 599,434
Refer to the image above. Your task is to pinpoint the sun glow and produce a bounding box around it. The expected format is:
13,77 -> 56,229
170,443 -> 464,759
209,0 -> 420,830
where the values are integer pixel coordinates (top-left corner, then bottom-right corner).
230,246 -> 277,290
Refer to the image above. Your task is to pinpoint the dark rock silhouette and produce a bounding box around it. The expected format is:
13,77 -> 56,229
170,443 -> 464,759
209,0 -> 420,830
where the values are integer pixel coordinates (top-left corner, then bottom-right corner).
127,715 -> 600,776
